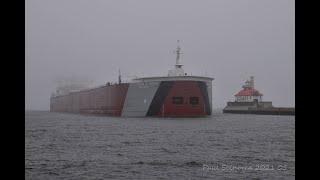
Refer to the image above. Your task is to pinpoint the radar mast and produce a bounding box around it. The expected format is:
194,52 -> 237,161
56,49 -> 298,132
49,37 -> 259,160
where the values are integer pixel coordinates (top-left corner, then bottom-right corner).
168,40 -> 185,76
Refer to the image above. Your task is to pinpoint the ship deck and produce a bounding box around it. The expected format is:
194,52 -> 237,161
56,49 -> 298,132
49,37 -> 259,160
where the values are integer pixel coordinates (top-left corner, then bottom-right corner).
132,75 -> 214,83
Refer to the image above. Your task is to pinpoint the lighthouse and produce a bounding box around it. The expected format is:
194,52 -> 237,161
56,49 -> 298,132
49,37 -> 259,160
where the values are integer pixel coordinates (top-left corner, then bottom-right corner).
234,76 -> 263,103
223,76 -> 294,115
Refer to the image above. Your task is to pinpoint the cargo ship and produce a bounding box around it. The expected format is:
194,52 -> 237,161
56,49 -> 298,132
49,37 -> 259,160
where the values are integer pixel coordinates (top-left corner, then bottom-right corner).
223,76 -> 294,116
50,42 -> 214,117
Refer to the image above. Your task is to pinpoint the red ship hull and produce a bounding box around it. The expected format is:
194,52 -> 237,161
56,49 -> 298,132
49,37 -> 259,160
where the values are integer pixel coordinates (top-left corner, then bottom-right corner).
50,76 -> 213,117
148,81 -> 211,117
50,84 -> 129,116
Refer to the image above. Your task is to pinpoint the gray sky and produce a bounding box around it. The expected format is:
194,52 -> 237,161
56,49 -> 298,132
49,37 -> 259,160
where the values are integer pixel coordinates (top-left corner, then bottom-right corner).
25,0 -> 295,110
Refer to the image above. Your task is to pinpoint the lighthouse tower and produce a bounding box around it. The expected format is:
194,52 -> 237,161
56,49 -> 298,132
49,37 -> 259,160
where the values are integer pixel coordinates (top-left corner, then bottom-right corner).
234,76 -> 263,102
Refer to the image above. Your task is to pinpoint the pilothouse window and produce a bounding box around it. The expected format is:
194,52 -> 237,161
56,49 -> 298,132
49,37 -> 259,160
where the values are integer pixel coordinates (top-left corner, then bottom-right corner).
172,97 -> 184,104
190,97 -> 199,105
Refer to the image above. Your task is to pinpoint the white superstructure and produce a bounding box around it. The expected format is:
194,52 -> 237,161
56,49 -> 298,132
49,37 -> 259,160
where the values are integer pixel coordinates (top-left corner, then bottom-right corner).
168,40 -> 185,76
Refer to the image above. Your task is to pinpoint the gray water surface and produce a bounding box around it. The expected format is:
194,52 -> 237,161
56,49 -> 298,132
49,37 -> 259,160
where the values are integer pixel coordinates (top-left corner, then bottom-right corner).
25,111 -> 295,179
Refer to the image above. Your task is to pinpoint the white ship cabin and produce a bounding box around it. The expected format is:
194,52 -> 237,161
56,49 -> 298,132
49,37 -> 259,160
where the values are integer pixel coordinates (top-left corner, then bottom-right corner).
234,76 -> 263,102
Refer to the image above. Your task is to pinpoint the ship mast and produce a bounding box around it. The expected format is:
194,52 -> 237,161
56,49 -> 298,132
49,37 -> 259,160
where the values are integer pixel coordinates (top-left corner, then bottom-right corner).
118,68 -> 122,84
175,40 -> 183,68
168,40 -> 185,76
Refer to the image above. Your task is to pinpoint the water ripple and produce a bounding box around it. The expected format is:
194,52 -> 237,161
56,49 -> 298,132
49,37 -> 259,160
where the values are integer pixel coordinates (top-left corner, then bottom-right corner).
25,111 -> 295,179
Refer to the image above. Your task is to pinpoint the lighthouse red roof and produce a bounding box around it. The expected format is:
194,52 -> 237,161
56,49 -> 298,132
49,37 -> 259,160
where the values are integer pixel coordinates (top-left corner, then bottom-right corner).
235,88 -> 263,96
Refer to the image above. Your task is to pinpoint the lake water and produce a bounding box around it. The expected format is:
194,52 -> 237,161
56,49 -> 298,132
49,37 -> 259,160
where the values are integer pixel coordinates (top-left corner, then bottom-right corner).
25,111 -> 295,179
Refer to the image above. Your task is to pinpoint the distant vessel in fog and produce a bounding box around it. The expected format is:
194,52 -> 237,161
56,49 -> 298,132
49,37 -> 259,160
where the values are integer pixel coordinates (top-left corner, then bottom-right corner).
50,41 -> 214,117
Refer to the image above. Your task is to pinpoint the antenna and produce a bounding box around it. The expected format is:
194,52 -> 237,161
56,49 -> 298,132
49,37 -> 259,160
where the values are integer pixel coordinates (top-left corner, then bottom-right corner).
118,68 -> 122,84
175,40 -> 183,68
168,40 -> 185,77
